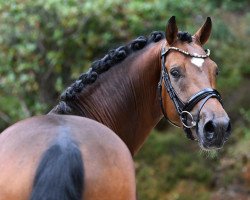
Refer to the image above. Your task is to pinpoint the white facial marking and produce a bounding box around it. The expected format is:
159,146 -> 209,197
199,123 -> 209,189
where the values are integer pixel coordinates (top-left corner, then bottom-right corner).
191,57 -> 204,68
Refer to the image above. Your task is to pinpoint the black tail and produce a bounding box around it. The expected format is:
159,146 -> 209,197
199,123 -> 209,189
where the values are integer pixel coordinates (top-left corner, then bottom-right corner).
29,136 -> 84,200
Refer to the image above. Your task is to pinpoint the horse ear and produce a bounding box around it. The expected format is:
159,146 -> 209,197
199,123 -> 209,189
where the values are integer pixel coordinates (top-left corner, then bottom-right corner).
166,16 -> 178,45
194,17 -> 212,45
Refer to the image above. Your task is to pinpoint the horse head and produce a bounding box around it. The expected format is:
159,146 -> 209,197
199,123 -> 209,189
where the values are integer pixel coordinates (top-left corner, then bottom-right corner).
160,16 -> 231,150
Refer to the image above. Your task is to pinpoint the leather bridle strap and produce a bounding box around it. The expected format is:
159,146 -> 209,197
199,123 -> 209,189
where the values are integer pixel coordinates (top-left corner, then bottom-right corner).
182,88 -> 222,112
182,92 -> 222,140
158,46 -> 223,140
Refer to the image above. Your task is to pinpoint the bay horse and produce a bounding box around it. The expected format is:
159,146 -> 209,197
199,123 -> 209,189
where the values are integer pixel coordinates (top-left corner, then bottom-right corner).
0,16 -> 231,200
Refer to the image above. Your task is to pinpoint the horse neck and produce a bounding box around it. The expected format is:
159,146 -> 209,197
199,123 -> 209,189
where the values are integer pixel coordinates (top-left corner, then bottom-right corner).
56,42 -> 163,155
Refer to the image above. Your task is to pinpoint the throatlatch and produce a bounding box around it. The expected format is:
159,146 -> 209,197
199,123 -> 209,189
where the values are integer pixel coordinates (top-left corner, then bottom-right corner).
158,46 -> 223,140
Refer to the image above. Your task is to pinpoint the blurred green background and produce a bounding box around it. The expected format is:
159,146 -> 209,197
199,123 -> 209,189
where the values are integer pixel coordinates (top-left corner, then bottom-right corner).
0,0 -> 249,199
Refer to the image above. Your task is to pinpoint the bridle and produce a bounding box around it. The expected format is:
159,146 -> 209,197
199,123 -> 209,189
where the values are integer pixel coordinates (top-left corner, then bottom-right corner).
158,45 -> 223,140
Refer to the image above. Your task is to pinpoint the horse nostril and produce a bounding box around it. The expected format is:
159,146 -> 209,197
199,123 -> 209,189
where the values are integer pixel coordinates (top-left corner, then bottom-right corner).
204,120 -> 216,140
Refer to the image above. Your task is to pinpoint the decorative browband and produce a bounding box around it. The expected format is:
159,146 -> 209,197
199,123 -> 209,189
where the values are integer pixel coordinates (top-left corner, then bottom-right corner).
162,46 -> 210,58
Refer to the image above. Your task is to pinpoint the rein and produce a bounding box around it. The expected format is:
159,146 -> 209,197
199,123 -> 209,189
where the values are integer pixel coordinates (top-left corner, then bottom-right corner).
158,46 -> 222,140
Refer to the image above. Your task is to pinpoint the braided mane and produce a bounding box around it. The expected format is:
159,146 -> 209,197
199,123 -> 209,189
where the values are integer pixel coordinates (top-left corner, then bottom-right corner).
60,31 -> 164,101
54,31 -> 192,114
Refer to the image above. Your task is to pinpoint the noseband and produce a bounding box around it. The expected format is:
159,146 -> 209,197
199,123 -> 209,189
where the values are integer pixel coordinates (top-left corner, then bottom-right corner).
158,46 -> 223,140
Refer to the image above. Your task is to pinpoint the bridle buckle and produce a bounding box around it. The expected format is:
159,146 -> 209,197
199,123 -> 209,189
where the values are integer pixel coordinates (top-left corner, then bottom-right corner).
180,111 -> 196,129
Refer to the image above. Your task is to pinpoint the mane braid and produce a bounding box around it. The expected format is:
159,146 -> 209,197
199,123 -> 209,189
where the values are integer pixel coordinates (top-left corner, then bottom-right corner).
54,30 -> 191,114
60,31 -> 165,102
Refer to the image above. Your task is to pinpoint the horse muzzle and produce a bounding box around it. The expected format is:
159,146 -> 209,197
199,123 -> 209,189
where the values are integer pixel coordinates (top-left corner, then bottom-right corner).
198,114 -> 232,150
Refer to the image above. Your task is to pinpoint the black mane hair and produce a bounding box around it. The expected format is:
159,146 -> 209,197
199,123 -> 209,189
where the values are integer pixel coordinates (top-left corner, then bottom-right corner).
54,31 -> 192,114
60,31 -> 165,102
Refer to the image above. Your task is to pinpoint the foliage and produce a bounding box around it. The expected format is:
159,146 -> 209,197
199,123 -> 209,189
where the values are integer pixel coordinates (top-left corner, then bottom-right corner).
0,0 -> 249,199
135,129 -> 216,200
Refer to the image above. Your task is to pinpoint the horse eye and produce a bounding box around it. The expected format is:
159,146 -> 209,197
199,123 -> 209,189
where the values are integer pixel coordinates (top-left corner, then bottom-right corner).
170,68 -> 181,78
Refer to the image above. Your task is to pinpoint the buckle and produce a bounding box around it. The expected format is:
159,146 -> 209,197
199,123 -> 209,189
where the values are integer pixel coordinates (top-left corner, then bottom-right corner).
180,111 -> 196,128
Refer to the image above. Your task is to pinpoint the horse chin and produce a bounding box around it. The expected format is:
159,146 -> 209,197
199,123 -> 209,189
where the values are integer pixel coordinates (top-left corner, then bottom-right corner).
198,140 -> 223,151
